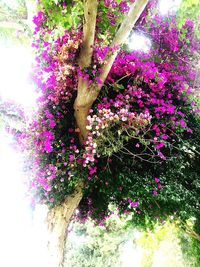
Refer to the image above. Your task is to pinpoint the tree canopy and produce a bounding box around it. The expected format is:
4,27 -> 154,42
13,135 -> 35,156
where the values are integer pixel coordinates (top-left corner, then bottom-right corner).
17,0 -> 200,235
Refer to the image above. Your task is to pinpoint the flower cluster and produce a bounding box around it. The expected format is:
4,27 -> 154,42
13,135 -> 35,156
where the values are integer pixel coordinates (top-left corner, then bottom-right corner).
32,29 -> 81,106
83,108 -> 151,166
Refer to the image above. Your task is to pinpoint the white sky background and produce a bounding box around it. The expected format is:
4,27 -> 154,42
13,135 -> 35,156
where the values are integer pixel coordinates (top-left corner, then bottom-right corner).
0,46 -> 37,107
0,22 -> 44,267
0,0 -> 183,266
159,0 -> 182,15
0,130 -> 36,266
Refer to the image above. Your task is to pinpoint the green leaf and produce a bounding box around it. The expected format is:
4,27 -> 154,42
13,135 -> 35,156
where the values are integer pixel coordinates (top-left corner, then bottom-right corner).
116,84 -> 125,90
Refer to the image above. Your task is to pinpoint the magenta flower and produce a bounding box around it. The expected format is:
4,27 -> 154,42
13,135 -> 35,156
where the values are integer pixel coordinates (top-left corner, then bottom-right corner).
153,190 -> 157,196
156,142 -> 165,150
69,155 -> 75,162
49,120 -> 56,128
89,166 -> 97,175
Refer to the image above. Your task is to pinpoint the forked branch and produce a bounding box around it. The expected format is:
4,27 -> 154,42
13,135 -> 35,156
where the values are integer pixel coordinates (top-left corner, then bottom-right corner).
99,0 -> 149,87
74,0 -> 149,143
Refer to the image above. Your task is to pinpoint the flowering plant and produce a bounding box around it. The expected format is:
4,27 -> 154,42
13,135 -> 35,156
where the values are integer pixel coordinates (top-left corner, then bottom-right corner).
19,0 -> 200,225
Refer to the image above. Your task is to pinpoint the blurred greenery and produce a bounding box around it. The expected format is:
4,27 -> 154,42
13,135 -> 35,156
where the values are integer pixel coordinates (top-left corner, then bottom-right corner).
177,0 -> 200,37
65,214 -> 200,267
0,0 -> 32,45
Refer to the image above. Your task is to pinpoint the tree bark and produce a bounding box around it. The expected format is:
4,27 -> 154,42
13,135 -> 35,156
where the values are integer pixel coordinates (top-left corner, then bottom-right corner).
45,183 -> 83,267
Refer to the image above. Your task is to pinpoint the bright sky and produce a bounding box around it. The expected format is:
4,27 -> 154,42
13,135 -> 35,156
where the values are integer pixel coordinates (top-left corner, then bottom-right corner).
0,129 -> 41,266
159,0 -> 182,15
0,46 -> 37,107
128,0 -> 182,52
128,33 -> 151,52
0,45 -> 44,267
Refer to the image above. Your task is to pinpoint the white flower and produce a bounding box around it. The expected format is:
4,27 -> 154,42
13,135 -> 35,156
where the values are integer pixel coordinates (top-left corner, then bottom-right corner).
86,125 -> 92,130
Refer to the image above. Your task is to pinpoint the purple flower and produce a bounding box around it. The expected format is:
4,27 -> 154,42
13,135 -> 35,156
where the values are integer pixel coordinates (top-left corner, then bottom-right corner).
89,166 -> 97,175
179,119 -> 187,128
69,155 -> 74,162
49,120 -> 56,128
156,142 -> 165,150
153,190 -> 157,196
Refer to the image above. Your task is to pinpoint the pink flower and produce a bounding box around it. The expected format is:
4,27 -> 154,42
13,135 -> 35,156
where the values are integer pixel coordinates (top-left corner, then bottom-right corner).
179,119 -> 187,128
49,120 -> 56,128
161,135 -> 169,140
153,190 -> 157,196
135,201 -> 139,207
158,152 -> 166,160
89,166 -> 97,175
69,155 -> 74,162
156,142 -> 165,150
187,128 -> 193,133
68,128 -> 74,133
50,198 -> 55,203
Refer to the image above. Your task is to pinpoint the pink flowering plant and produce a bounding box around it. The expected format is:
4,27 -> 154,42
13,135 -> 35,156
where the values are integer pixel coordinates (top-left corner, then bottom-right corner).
19,0 -> 200,225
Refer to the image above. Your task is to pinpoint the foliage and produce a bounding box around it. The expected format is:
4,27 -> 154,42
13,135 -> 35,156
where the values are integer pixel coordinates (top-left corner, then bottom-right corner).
0,0 -> 31,44
0,0 -> 27,20
65,213 -> 131,267
17,0 -> 200,233
176,0 -> 200,37
179,221 -> 200,267
66,216 -> 197,267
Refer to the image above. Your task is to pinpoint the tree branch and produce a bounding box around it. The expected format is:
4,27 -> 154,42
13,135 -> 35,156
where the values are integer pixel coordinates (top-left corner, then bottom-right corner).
74,0 -> 98,143
78,0 -> 98,69
75,0 -> 98,105
98,0 -> 149,87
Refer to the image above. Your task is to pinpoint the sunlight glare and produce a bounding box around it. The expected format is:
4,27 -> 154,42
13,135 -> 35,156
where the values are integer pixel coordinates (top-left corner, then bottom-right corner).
68,231 -> 88,246
128,33 -> 151,52
0,41 -> 46,266
121,239 -> 143,267
0,46 -> 38,107
0,129 -> 50,267
159,0 -> 182,15
0,130 -> 36,266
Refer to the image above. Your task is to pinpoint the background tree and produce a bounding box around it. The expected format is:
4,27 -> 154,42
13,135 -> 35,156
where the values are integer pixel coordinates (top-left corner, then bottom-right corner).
0,0 -> 34,44
18,0 -> 200,267
176,0 -> 200,37
65,215 -> 199,267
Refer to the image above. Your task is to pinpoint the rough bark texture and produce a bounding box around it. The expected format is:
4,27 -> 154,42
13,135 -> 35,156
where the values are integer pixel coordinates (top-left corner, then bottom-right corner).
45,183 -> 83,267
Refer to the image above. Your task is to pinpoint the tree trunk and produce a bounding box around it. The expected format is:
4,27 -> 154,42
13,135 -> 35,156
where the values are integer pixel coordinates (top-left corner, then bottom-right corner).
74,101 -> 92,144
45,183 -> 83,267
